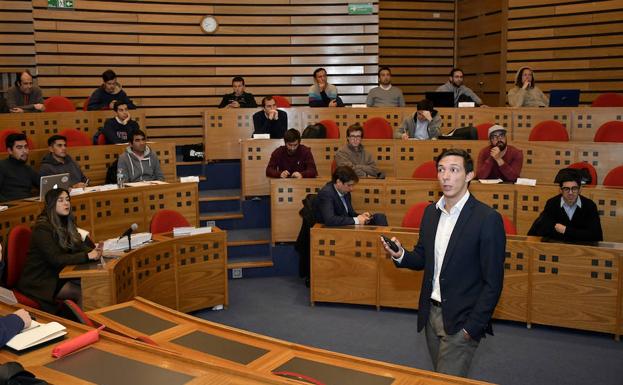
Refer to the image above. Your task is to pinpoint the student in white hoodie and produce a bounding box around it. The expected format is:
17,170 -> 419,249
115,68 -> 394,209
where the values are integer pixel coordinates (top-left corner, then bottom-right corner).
117,129 -> 164,182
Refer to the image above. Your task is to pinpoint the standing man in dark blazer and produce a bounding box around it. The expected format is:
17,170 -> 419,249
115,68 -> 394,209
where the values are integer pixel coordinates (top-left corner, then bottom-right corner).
314,165 -> 387,227
381,148 -> 506,378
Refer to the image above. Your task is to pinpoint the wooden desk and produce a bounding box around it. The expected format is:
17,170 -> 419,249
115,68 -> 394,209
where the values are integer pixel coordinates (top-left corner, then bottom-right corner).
60,229 -> 227,312
0,141 -> 177,186
310,225 -> 623,338
88,297 -> 493,385
0,110 -> 146,149
270,179 -> 622,243
0,303 -> 345,385
205,107 -> 623,160
0,182 -> 198,246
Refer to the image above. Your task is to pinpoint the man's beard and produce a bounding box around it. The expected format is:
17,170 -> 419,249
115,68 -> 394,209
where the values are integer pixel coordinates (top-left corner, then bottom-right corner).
496,142 -> 507,151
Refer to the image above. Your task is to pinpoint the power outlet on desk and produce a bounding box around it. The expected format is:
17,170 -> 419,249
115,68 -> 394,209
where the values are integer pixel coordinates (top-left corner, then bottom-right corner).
232,268 -> 242,279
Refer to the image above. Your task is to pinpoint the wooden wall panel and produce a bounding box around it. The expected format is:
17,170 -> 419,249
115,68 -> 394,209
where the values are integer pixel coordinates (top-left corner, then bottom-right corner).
0,0 -> 35,92
506,0 -> 623,105
378,0 -> 455,105
456,0 -> 506,106
30,0 -> 378,143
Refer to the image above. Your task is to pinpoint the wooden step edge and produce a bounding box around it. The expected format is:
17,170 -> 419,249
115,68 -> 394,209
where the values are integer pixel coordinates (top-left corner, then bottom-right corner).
227,239 -> 270,247
200,213 -> 243,221
228,260 -> 274,269
199,195 -> 241,202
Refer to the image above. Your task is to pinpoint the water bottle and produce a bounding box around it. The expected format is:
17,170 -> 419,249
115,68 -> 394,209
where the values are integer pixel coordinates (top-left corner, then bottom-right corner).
117,169 -> 125,188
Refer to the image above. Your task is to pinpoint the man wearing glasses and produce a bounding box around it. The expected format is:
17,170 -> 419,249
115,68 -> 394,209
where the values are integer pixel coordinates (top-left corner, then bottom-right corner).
528,168 -> 603,243
476,125 -> 523,182
334,123 -> 384,178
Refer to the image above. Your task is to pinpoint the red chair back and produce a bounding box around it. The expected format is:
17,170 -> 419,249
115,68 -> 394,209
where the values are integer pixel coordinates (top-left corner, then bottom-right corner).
502,215 -> 517,235
272,95 -> 291,108
476,122 -> 494,140
411,160 -> 437,180
603,165 -> 623,187
591,93 -> 623,107
330,159 -> 337,175
150,209 -> 191,234
528,120 -> 569,141
569,162 -> 597,186
44,96 -> 76,112
62,300 -> 96,327
401,202 -> 429,228
6,225 -> 31,288
0,129 -> 35,152
593,121 -> 623,142
97,132 -> 107,145
363,117 -> 393,139
58,128 -> 92,147
320,119 -> 340,139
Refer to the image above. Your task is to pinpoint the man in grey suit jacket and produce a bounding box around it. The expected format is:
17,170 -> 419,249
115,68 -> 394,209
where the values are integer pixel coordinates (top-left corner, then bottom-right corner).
381,148 -> 505,378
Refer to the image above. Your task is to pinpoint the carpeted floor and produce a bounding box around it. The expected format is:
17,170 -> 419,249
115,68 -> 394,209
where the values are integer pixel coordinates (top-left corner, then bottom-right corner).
194,276 -> 623,385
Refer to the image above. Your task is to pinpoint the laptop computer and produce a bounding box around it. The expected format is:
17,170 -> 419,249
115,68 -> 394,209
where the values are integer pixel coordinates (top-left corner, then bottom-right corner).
425,91 -> 455,108
39,173 -> 71,201
549,89 -> 580,107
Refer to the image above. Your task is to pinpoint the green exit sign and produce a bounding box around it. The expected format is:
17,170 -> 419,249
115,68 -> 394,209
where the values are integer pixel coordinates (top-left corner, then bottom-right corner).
348,3 -> 373,15
48,0 -> 74,9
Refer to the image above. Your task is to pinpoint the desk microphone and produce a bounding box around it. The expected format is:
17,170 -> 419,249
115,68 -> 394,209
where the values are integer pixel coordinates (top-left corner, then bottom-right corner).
118,223 -> 138,240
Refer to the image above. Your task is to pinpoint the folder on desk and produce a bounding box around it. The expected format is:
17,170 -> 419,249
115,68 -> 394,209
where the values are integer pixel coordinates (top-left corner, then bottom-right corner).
6,321 -> 67,351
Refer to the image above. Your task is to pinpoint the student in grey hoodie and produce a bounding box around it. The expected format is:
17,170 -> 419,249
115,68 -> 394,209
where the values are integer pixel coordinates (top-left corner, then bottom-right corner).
39,135 -> 88,187
117,129 -> 164,183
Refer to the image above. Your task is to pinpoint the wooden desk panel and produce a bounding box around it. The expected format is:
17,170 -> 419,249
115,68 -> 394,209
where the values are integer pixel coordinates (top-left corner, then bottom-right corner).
572,108 -> 623,142
0,110 -> 146,149
204,107 -> 623,162
270,179 -> 622,243
241,139 -> 282,196
88,298 -> 494,385
62,229 -> 227,312
311,226 -> 623,337
0,183 -> 198,245
511,108 -> 573,141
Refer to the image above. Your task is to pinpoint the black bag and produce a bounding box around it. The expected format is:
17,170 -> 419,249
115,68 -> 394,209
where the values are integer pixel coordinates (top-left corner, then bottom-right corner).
0,362 -> 48,385
302,123 -> 326,139
439,125 -> 478,140
181,144 -> 204,161
105,159 -> 119,184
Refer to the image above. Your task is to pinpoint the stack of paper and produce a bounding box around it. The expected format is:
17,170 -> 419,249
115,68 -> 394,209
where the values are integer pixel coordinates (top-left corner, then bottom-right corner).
0,205 -> 8,212
103,232 -> 152,251
7,321 -> 67,351
478,179 -> 503,184
173,226 -> 212,237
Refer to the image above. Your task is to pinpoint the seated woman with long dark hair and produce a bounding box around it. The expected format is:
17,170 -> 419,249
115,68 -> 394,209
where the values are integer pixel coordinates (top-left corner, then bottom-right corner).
17,188 -> 102,312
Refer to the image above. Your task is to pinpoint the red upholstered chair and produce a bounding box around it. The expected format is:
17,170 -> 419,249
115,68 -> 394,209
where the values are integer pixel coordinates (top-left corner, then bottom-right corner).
330,159 -> 337,175
363,117 -> 393,139
82,97 -> 90,111
58,128 -> 92,147
5,225 -> 41,309
528,120 -> 569,141
569,162 -> 597,186
0,129 -> 35,152
401,202 -> 430,229
476,122 -> 494,140
272,95 -> 291,108
150,209 -> 191,234
411,160 -> 437,180
502,215 -> 517,235
97,132 -> 107,145
603,165 -> 623,187
320,119 -> 340,139
44,96 -> 76,112
591,93 -> 623,107
593,121 -> 623,142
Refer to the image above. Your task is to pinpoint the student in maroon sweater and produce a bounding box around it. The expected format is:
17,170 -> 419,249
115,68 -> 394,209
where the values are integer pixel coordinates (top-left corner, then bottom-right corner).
476,125 -> 523,182
265,129 -> 317,179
